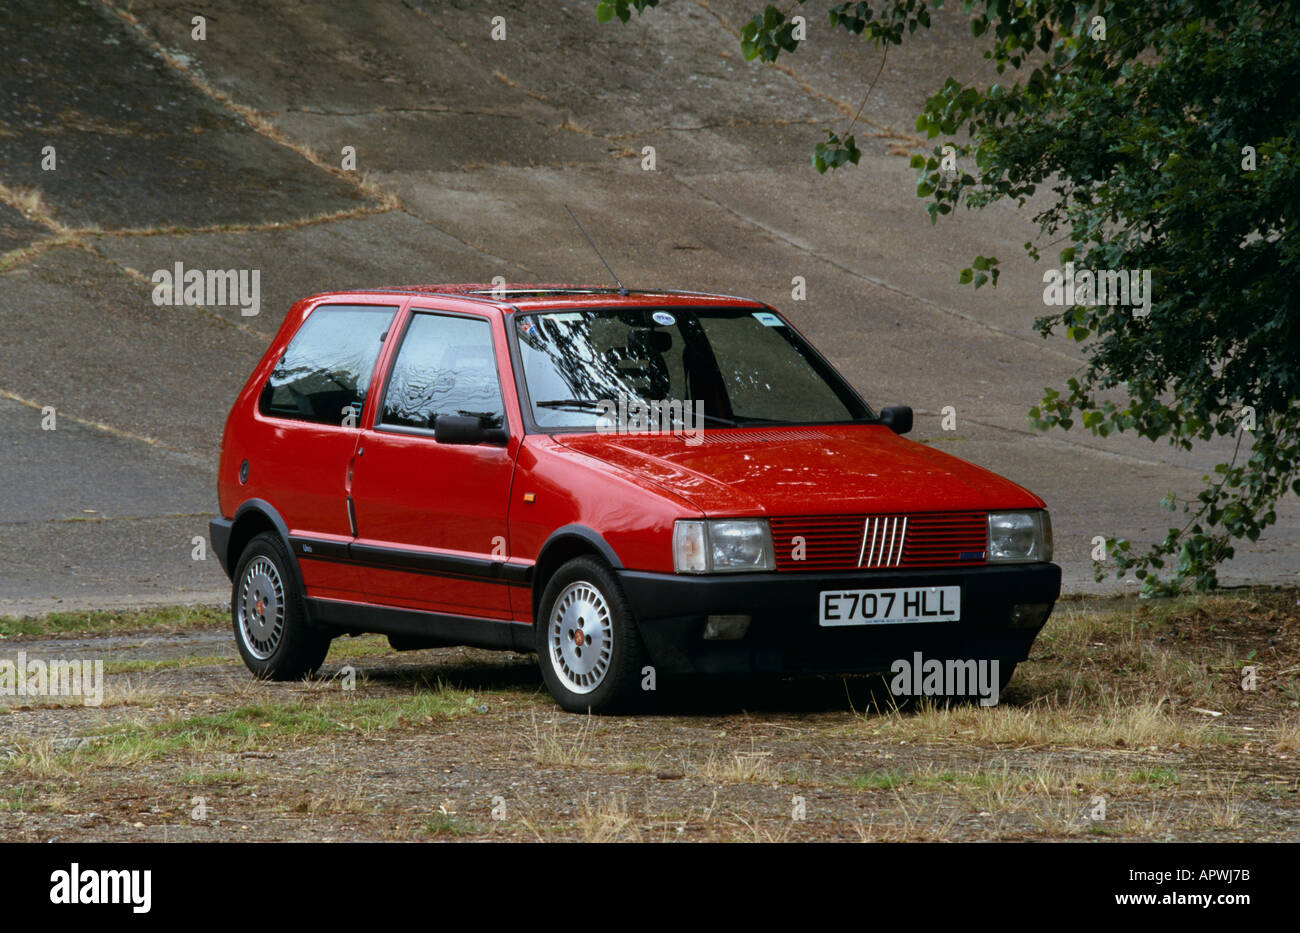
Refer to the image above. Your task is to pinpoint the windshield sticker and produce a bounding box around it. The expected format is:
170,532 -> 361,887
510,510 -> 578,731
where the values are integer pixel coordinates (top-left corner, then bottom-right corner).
516,318 -> 545,349
652,311 -> 676,326
753,311 -> 784,327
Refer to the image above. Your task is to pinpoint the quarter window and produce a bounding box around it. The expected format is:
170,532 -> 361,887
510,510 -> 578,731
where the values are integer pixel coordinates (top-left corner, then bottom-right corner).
380,312 -> 505,431
259,305 -> 397,426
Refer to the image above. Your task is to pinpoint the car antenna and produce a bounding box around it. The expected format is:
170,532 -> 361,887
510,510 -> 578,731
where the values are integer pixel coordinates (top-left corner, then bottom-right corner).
564,205 -> 629,296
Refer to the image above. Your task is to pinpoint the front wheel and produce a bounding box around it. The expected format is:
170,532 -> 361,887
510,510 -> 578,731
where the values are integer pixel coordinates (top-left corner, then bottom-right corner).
231,532 -> 331,680
535,556 -> 646,713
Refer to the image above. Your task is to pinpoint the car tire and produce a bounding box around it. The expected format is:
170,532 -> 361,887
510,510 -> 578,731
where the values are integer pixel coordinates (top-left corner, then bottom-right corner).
230,531 -> 331,680
535,556 -> 647,714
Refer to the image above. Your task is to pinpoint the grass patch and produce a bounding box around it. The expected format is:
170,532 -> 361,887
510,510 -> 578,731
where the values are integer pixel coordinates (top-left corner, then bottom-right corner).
104,655 -> 235,674
576,793 -> 643,842
1272,716 -> 1300,752
422,813 -> 482,838
851,770 -> 909,790
698,747 -> 776,784
0,785 -> 32,811
848,587 -> 1299,752
1129,766 -> 1182,787
0,685 -> 480,774
0,605 -> 226,638
326,635 -> 401,661
859,695 -> 1232,749
526,711 -> 597,767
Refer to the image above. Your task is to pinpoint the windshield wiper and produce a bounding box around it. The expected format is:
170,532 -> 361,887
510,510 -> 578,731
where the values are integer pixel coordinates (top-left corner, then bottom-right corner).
536,398 -> 609,410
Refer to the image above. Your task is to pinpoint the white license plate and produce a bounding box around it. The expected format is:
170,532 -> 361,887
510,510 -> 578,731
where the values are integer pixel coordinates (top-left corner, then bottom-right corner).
819,586 -> 961,626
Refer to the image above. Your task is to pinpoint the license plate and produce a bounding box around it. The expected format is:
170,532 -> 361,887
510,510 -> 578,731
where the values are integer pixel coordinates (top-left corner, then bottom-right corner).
819,586 -> 961,626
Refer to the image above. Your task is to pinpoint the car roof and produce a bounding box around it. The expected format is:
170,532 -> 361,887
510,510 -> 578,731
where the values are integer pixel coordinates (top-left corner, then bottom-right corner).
302,284 -> 768,313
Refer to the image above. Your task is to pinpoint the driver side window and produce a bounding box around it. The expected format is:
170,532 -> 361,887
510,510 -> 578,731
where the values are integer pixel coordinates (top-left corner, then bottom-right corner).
378,311 -> 505,431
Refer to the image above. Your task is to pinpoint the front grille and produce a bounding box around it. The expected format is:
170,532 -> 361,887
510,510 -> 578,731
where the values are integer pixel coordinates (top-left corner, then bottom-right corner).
769,511 -> 988,571
859,515 -> 907,568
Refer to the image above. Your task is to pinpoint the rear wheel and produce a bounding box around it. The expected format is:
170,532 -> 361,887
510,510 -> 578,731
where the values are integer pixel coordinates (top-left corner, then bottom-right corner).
231,532 -> 331,679
536,556 -> 646,713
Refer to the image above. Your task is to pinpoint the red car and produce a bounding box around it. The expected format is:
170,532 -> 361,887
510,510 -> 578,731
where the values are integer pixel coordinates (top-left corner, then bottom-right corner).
210,285 -> 1059,712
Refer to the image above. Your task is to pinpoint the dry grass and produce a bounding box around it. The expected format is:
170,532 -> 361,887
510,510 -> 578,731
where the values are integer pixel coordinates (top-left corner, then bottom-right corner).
0,675 -> 162,712
853,790 -> 960,841
0,738 -> 71,779
0,388 -> 198,459
1271,716 -> 1300,753
860,694 -> 1227,749
525,711 -> 596,767
0,182 -> 71,234
576,793 -> 641,842
716,809 -> 793,842
697,745 -> 776,784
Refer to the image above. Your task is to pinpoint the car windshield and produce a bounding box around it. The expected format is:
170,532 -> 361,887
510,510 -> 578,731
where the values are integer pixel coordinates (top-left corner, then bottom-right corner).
513,307 -> 873,430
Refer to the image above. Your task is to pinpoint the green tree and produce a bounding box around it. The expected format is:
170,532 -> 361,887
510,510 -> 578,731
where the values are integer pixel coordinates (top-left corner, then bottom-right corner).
597,0 -> 1300,593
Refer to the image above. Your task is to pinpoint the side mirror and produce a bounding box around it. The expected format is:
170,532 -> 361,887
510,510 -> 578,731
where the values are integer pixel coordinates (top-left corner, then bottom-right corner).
434,414 -> 507,445
879,405 -> 913,435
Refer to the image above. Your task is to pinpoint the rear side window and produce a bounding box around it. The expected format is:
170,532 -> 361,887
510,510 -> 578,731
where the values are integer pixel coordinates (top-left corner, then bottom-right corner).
379,311 -> 505,431
259,304 -> 396,426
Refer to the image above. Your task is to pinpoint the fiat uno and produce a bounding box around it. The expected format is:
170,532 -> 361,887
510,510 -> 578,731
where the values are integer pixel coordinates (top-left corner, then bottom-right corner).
210,285 -> 1060,712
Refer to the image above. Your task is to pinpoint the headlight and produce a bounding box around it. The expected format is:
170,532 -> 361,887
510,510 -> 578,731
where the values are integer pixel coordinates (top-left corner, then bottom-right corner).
988,510 -> 1052,562
673,519 -> 774,573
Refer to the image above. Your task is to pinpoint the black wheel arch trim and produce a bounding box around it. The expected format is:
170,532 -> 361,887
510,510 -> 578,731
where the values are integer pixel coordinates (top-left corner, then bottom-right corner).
220,500 -> 308,603
537,524 -> 625,571
209,516 -> 234,577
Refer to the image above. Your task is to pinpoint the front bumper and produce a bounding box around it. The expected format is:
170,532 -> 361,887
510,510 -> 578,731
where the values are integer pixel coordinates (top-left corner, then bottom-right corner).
615,563 -> 1061,675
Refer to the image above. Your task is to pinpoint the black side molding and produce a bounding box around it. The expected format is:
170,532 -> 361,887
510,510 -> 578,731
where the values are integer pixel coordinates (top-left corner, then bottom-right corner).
305,597 -> 534,652
349,542 -> 532,584
287,536 -> 532,586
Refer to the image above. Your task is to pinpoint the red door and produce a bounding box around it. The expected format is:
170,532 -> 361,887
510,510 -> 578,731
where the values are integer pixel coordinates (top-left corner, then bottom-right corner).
349,309 -> 517,619
253,301 -> 399,601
